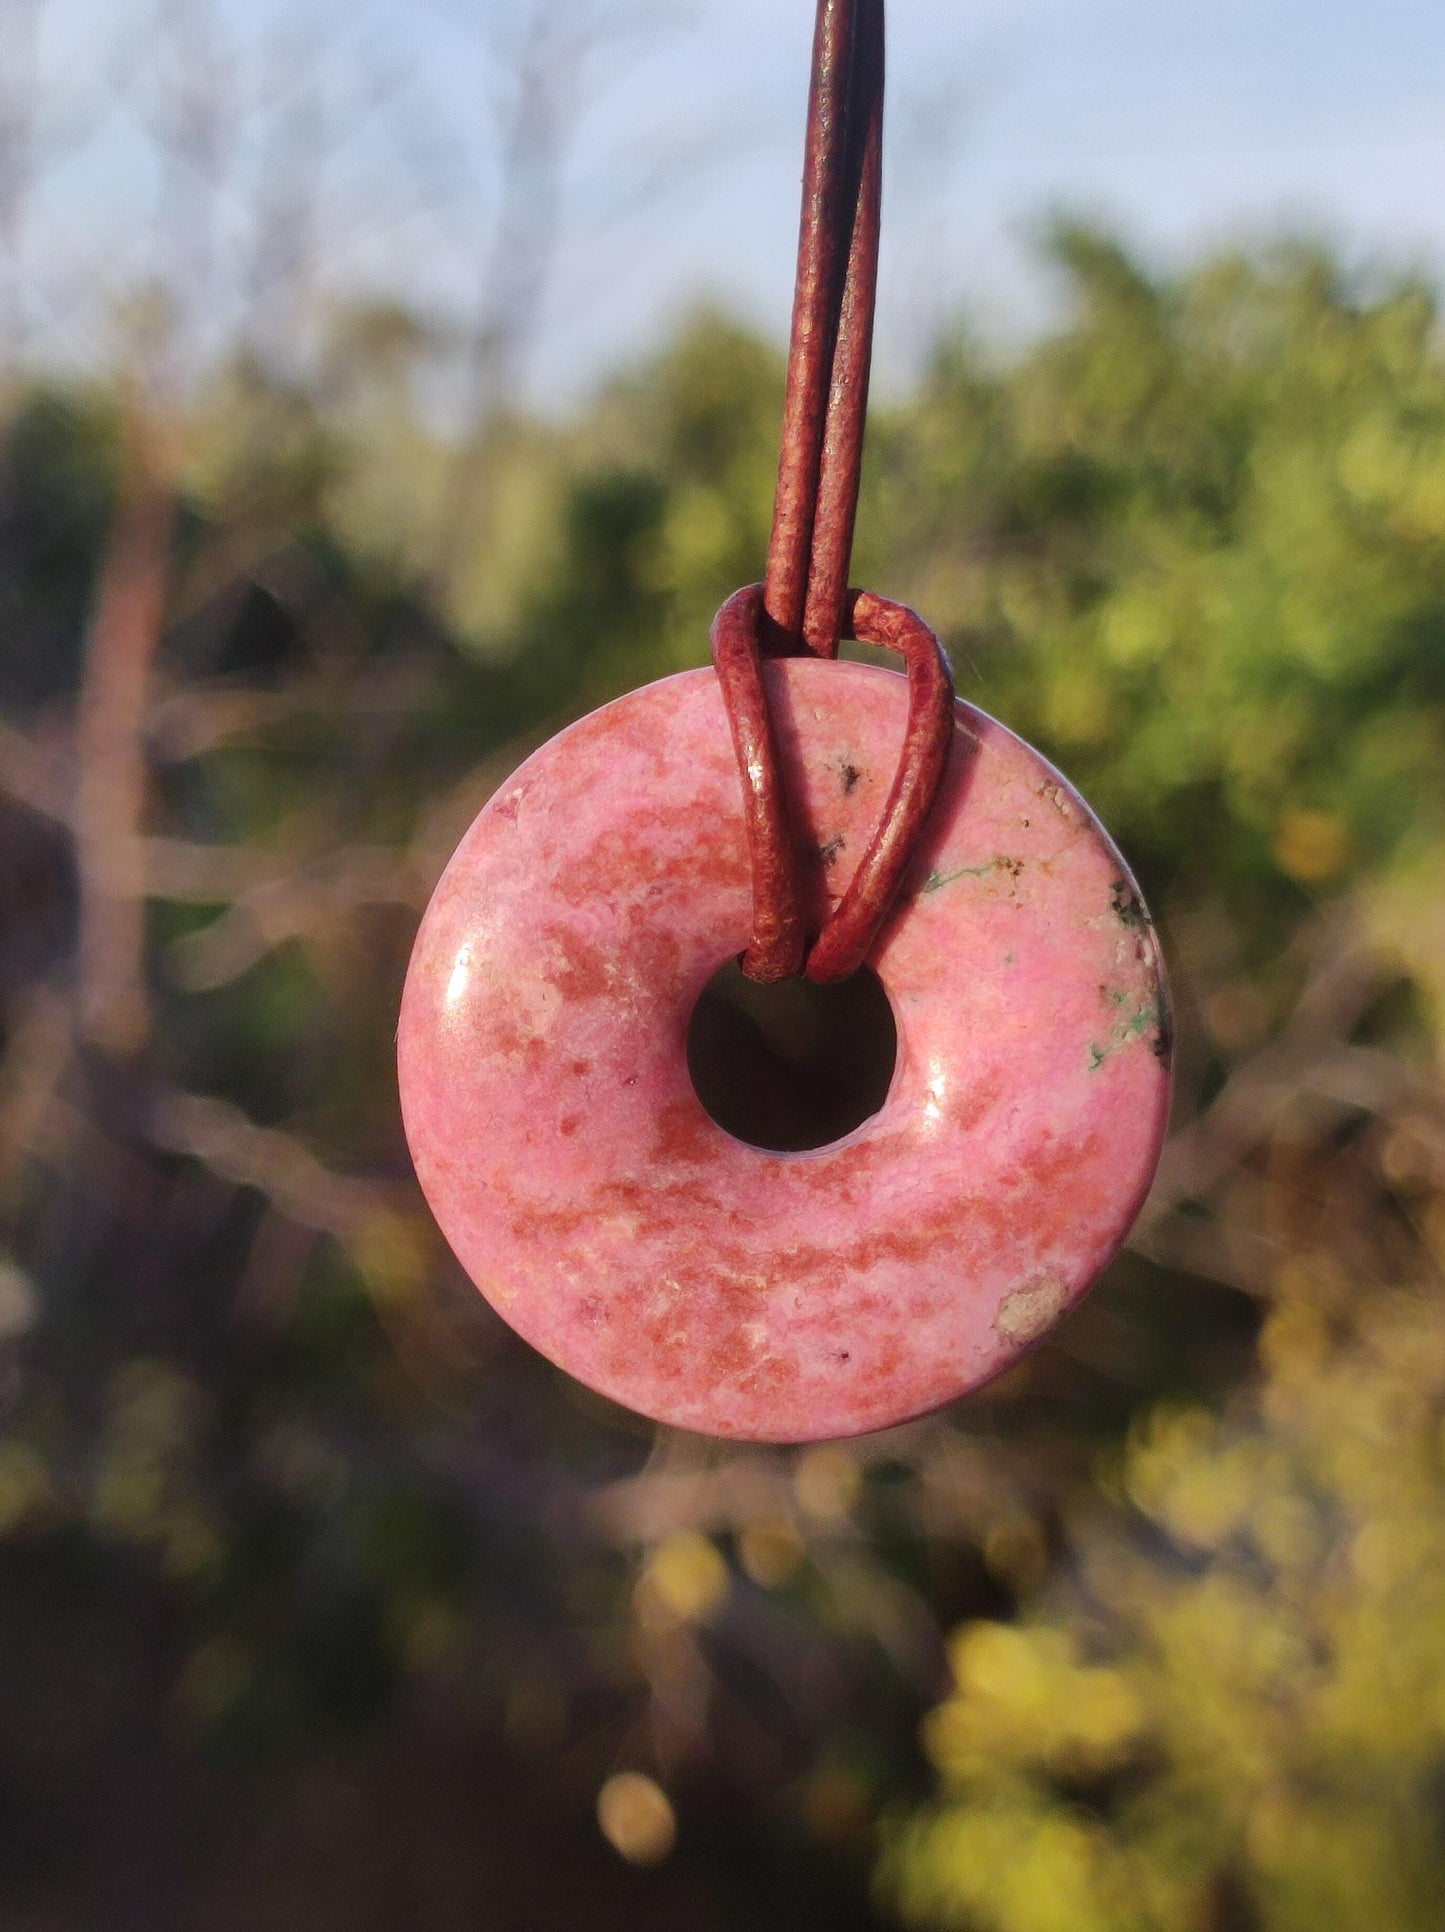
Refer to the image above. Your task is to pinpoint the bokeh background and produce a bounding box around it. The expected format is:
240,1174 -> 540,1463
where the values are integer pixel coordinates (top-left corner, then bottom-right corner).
3,2 -> 1445,1926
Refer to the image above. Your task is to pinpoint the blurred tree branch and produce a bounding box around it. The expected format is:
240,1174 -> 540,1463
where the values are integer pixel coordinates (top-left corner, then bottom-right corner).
430,0 -> 685,612
74,401 -> 177,1055
0,0 -> 42,367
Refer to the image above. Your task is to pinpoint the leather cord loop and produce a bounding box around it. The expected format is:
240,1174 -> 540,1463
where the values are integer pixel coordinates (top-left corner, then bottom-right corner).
710,585 -> 954,985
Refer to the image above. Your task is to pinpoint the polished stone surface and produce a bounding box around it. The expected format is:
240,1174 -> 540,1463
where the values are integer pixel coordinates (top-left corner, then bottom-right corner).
398,661 -> 1171,1441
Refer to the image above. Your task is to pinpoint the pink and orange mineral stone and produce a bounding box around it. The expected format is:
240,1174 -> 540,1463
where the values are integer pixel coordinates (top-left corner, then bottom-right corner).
398,660 -> 1171,1442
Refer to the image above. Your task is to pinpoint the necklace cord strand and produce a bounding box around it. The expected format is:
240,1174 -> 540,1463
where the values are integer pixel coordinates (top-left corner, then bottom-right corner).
763,0 -> 862,648
802,0 -> 883,659
713,0 -> 957,987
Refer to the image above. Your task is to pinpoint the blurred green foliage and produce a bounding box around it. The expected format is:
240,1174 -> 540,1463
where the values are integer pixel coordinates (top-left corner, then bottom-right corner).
886,1267 -> 1445,1932
0,230 -> 1443,1924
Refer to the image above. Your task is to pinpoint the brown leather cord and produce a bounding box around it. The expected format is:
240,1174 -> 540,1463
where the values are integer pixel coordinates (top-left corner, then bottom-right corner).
804,591 -> 953,981
714,0 -> 957,986
711,586 -> 953,984
799,0 -> 883,659
711,585 -> 806,982
764,0 -> 882,655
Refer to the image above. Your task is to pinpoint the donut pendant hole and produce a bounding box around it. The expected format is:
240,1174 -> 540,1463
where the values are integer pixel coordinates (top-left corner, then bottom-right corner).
685,955 -> 897,1153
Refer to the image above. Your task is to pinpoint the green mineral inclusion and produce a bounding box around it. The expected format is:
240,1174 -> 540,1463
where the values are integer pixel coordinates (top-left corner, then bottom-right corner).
920,858 -> 1164,1070
1083,876 -> 1168,1069
1087,997 -> 1157,1071
922,857 -> 1017,894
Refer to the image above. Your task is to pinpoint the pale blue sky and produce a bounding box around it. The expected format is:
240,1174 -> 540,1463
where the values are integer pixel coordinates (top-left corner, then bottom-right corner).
21,0 -> 1445,397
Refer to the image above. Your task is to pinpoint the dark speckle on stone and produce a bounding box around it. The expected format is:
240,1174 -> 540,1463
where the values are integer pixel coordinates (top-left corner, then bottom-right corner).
841,762 -> 861,794
1110,878 -> 1151,930
818,834 -> 846,868
1151,985 -> 1175,1064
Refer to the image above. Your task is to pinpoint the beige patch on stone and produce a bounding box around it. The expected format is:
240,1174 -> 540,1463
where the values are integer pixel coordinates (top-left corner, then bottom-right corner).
1038,782 -> 1074,821
995,1273 -> 1068,1345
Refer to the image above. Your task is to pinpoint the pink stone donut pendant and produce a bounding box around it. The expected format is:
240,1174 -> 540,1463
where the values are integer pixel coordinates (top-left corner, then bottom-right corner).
398,661 -> 1170,1442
